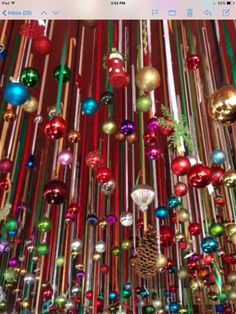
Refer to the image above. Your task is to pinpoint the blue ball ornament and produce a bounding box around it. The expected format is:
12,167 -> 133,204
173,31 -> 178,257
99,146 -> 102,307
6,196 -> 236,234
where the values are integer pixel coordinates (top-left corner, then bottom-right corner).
124,282 -> 132,291
8,230 -> 17,238
109,291 -> 118,301
164,290 -> 171,298
168,266 -> 177,274
215,304 -> 224,312
140,287 -> 149,298
81,98 -> 98,115
201,236 -> 219,253
211,149 -> 226,165
168,196 -> 180,209
169,302 -> 180,313
4,83 -> 28,106
86,214 -> 98,225
154,206 -> 169,219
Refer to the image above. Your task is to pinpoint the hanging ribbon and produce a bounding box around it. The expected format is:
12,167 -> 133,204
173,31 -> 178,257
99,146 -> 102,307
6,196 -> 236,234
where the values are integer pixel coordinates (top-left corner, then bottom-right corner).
223,21 -> 236,88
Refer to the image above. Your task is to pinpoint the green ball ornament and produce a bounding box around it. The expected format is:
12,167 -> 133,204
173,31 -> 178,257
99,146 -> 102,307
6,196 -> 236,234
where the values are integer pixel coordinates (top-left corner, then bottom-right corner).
209,223 -> 224,237
20,67 -> 40,88
4,218 -> 17,232
0,300 -> 6,310
36,244 -> 49,256
122,289 -> 131,298
145,305 -> 156,313
136,96 -> 152,112
56,256 -> 64,267
54,65 -> 71,83
218,291 -> 228,301
102,120 -> 117,135
112,247 -> 120,256
55,294 -> 67,307
37,218 -> 52,232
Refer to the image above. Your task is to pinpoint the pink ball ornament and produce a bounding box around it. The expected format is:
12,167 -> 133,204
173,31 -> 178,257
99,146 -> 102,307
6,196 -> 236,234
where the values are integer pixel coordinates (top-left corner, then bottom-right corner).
58,150 -> 73,166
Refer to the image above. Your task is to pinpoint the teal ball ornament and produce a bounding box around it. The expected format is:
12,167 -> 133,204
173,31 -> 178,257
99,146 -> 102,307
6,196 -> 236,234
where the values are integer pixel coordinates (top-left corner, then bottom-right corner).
154,206 -> 169,219
4,83 -> 28,106
201,236 -> 219,253
210,149 -> 226,165
82,98 -> 98,115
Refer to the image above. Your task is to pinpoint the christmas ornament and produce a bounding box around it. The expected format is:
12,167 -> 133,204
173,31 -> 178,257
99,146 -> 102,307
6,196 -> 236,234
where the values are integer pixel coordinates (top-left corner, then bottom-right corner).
171,156 -> 191,176
23,273 -> 35,285
145,147 -> 162,160
187,164 -> 212,188
58,150 -> 73,166
223,171 -> 236,188
22,97 -> 39,112
32,36 -> 52,55
188,222 -> 202,236
136,96 -> 152,112
211,166 -> 224,186
131,184 -> 155,212
120,211 -> 133,227
105,51 -> 129,88
3,109 -> 16,122
96,167 -> 112,183
43,179 -> 68,204
174,182 -> 188,196
53,65 -> 71,83
68,130 -> 80,143
95,241 -> 106,253
160,226 -> 174,247
44,116 -> 66,140
210,149 -> 226,164
186,54 -> 201,70
101,179 -> 115,195
36,244 -> 49,256
208,86 -> 236,126
156,254 -> 168,269
102,120 -> 117,134
201,236 -> 219,253
136,66 -> 161,92
119,120 -> 135,136
71,239 -> 82,252
4,83 -> 28,106
20,67 -> 40,88
126,133 -> 137,144
209,223 -> 224,237
101,91 -> 113,105
37,218 -> 52,232
154,206 -> 169,219
81,97 -> 98,115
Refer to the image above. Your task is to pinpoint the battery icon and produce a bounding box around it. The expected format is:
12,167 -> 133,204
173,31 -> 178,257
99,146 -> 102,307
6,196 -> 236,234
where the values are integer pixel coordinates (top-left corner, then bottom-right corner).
227,1 -> 235,4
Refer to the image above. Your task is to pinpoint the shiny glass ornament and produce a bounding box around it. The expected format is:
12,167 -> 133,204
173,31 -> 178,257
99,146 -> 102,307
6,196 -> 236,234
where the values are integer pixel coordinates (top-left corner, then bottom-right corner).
55,294 -> 67,307
101,91 -> 113,105
81,97 -> 98,115
44,116 -> 66,140
152,299 -> 162,309
171,156 -> 191,176
54,65 -> 71,83
168,196 -> 180,209
109,291 -> 118,301
4,83 -> 28,106
145,305 -> 156,313
3,109 -> 16,122
120,211 -> 133,227
211,165 -> 224,186
186,54 -> 201,70
208,86 -> 236,125
68,130 -> 80,143
223,171 -> 236,188
106,214 -> 117,225
0,158 -> 13,174
188,222 -> 202,236
23,273 -> 35,285
136,66 -> 161,92
211,149 -> 226,164
43,179 -> 67,204
145,146 -> 162,160
126,133 -> 137,144
37,218 -> 52,232
36,244 -> 49,256
86,150 -> 104,169
101,179 -> 116,195
227,271 -> 236,283
22,96 -> 39,112
96,167 -> 112,183
56,256 -> 64,267
156,254 -> 168,269
121,240 -> 131,250
154,206 -> 169,219
136,96 -> 152,112
169,302 -> 179,313
95,240 -> 106,253
209,223 -> 224,237
187,164 -> 212,188
147,117 -> 159,132
71,239 -> 82,252
86,213 -> 98,225
201,236 -> 219,253
122,289 -> 131,298
115,132 -> 125,141
160,225 -> 174,247
102,120 -> 117,134
112,247 -> 120,256
177,208 -> 189,223
174,182 -> 188,197
177,267 -> 189,279
20,67 -> 40,88
131,184 -> 155,212
119,120 -> 135,136
58,150 -> 73,166
32,36 -> 52,55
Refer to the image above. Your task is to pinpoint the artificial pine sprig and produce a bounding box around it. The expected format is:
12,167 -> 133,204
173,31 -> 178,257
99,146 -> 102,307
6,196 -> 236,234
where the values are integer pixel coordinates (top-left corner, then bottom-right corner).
157,105 -> 193,153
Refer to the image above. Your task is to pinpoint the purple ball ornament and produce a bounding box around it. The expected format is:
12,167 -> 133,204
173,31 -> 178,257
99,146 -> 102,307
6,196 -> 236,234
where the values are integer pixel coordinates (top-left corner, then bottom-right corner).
8,257 -> 18,267
106,214 -> 117,225
145,146 -> 162,160
147,117 -> 160,132
119,120 -> 136,136
0,240 -> 10,253
58,150 -> 73,166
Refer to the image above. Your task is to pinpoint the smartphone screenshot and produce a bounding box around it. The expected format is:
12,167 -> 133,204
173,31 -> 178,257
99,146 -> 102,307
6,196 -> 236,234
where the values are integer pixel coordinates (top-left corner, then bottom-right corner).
0,0 -> 235,313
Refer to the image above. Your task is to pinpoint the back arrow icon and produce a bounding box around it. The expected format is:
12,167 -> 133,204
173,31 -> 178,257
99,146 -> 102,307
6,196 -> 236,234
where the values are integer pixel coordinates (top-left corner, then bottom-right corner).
3,10 -> 7,16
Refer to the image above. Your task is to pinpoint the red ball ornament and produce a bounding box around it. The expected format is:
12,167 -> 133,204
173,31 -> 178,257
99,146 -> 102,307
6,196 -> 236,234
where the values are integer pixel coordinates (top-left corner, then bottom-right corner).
187,164 -> 212,188
171,156 -> 191,176
136,219 -> 144,229
0,158 -> 13,174
86,151 -> 104,169
0,178 -> 10,191
224,306 -> 232,314
159,122 -> 173,136
32,36 -> 52,55
179,241 -> 187,250
96,167 -> 112,184
160,225 -> 174,247
165,258 -> 175,270
42,283 -> 53,300
100,264 -> 109,274
143,130 -> 157,146
211,165 -> 224,186
203,254 -> 214,265
169,285 -> 177,293
186,54 -> 201,70
85,290 -> 93,300
187,259 -> 198,271
170,213 -> 177,224
222,254 -> 235,265
44,116 -> 66,140
174,182 -> 188,197
188,222 -> 202,236
214,195 -> 225,206
67,203 -> 79,215
43,179 -> 68,204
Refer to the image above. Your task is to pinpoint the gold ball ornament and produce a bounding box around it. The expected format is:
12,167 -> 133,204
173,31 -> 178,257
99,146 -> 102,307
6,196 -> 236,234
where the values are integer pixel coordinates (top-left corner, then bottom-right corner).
223,171 -> 236,188
177,209 -> 190,223
68,130 -> 81,144
20,268 -> 27,276
179,307 -> 188,314
208,86 -> 236,126
229,289 -> 236,301
208,291 -> 218,301
189,278 -> 204,292
136,66 -> 161,92
225,223 -> 236,237
126,133 -> 137,144
22,300 -> 30,309
152,299 -> 162,309
156,254 -> 168,269
177,267 -> 189,279
93,253 -> 101,261
102,310 -> 111,314
3,109 -> 16,122
174,231 -> 185,243
130,255 -> 137,266
22,97 -> 38,112
223,284 -> 232,292
227,271 -> 236,284
230,232 -> 236,244
102,120 -> 117,135
156,310 -> 165,314
115,133 -> 125,141
121,240 -> 131,250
